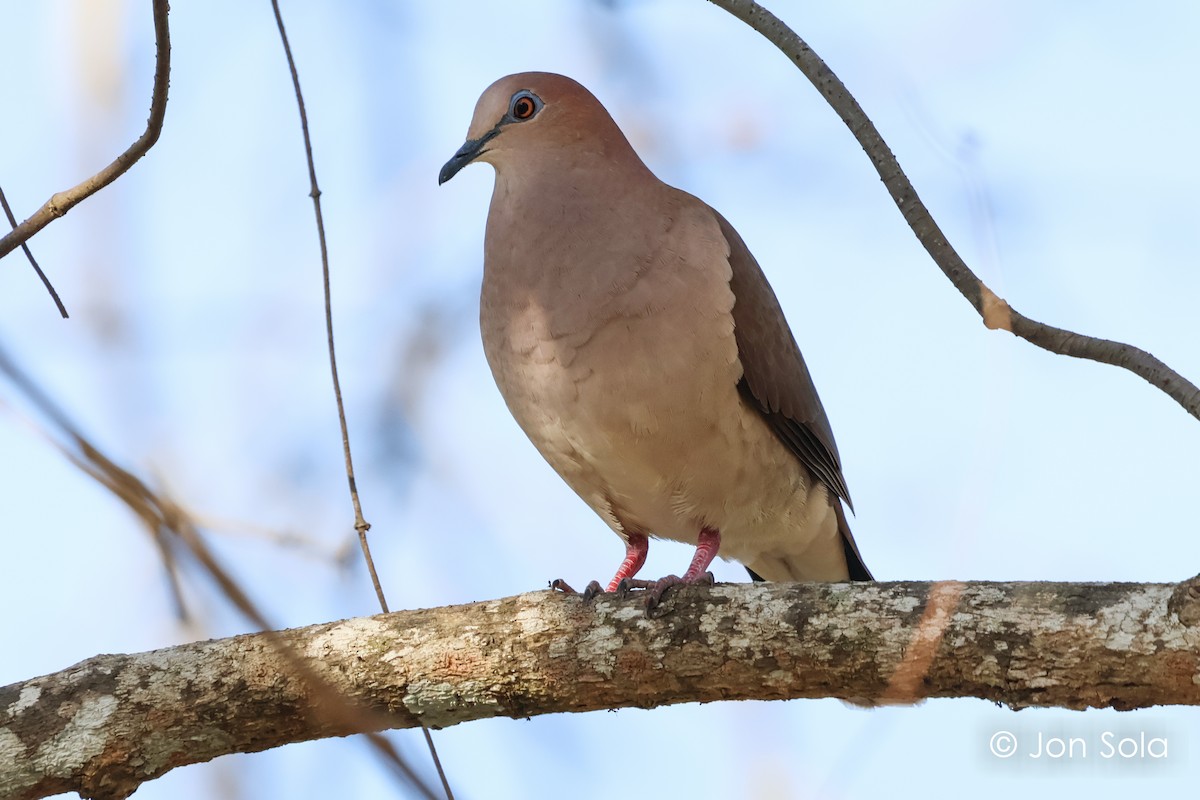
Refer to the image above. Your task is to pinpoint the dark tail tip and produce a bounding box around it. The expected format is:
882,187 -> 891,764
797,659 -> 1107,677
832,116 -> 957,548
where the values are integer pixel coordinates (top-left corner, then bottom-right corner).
843,536 -> 873,581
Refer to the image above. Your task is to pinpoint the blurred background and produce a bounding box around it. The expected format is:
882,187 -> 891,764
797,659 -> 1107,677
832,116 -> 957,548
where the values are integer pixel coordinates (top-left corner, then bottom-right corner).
2,0 -> 1198,797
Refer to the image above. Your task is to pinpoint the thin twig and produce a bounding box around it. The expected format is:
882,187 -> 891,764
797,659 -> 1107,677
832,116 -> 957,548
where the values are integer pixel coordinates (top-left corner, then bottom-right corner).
266,0 -> 388,612
707,0 -> 1200,421
0,185 -> 67,317
0,342 -> 444,800
266,3 -> 454,798
0,0 -> 171,261
148,519 -> 192,623
421,727 -> 453,799
186,511 -> 349,563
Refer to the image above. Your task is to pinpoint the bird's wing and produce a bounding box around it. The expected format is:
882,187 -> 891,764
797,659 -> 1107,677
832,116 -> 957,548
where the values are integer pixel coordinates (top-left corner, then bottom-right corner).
712,208 -> 873,580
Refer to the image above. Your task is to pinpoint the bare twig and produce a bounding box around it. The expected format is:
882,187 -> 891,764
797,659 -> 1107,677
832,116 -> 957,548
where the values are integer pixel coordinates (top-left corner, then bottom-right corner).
0,0 -> 171,261
187,511 -> 349,563
146,511 -> 192,623
707,0 -> 1200,421
0,342 -> 444,800
0,185 -> 67,317
266,3 -> 453,796
266,0 -> 387,612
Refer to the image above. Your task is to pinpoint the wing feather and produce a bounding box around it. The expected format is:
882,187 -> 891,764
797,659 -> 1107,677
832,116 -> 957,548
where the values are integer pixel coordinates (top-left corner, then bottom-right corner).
713,208 -> 872,580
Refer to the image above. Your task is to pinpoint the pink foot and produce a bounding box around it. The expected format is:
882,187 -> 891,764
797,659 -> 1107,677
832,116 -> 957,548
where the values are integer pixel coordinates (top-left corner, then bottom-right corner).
552,528 -> 721,615
622,571 -> 716,612
550,533 -> 648,600
641,527 -> 722,611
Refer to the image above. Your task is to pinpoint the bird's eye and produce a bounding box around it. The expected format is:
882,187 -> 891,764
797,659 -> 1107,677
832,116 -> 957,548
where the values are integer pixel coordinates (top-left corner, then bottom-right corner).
510,92 -> 539,121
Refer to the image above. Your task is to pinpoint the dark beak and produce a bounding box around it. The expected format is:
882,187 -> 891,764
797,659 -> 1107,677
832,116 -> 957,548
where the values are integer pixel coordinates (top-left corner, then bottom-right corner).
438,127 -> 500,185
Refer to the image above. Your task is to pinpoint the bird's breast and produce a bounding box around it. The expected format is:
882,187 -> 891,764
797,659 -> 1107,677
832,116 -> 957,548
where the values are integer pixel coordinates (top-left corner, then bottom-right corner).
478,200 -> 744,509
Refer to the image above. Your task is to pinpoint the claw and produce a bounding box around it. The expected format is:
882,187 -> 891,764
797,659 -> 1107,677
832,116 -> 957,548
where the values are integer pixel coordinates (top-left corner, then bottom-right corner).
551,578 -> 608,601
643,572 -> 717,615
643,575 -> 682,613
553,571 -> 713,614
552,526 -> 718,613
616,578 -> 653,598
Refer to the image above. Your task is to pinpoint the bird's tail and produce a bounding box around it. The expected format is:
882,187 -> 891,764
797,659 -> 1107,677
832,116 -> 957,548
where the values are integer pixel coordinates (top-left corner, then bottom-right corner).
744,502 -> 872,582
836,502 -> 873,581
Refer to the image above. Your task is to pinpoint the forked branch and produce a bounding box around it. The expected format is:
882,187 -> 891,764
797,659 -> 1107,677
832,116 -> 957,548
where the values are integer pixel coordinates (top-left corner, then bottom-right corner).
708,0 -> 1200,421
0,0 -> 171,261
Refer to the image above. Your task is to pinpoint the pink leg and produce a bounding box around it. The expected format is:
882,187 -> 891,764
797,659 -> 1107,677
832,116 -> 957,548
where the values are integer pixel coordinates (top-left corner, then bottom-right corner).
681,528 -> 721,582
550,533 -> 648,599
551,529 -> 719,613
618,528 -> 722,612
606,532 -> 649,593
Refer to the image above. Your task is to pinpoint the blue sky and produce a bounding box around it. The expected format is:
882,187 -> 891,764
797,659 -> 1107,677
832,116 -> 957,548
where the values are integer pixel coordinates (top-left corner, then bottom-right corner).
2,1 -> 1198,798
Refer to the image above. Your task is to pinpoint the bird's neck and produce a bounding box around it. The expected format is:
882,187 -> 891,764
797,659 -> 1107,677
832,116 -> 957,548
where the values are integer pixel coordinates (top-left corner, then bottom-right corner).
481,158 -> 669,332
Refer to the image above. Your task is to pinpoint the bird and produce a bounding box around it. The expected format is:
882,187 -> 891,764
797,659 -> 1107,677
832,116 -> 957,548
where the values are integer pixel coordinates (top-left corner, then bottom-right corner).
439,72 -> 871,606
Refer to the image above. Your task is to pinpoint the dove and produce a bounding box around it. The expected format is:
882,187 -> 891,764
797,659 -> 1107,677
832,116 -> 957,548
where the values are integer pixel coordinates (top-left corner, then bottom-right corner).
439,72 -> 871,605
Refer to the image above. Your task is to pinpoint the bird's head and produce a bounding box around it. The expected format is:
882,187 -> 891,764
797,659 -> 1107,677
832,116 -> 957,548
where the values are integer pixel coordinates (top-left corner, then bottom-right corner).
438,72 -> 635,185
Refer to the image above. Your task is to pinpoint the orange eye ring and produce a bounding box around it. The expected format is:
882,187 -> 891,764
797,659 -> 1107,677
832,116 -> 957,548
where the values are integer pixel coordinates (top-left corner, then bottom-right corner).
512,95 -> 537,120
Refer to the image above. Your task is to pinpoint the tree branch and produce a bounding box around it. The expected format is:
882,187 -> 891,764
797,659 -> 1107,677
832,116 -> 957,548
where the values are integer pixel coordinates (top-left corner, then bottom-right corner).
5,578 -> 1200,799
707,0 -> 1200,421
0,0 -> 171,261
0,184 -> 67,317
